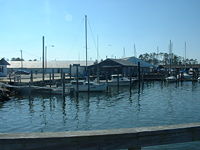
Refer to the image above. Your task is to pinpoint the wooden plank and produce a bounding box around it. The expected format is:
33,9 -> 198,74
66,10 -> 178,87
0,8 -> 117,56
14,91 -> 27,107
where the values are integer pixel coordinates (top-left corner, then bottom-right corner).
0,123 -> 200,150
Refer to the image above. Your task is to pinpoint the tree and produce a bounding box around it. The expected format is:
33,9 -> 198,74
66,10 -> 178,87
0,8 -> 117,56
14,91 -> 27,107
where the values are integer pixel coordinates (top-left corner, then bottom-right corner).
11,57 -> 24,61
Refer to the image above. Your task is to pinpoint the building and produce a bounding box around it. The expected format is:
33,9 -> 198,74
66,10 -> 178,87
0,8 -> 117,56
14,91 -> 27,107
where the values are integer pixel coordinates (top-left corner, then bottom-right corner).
7,60 -> 94,75
124,56 -> 156,73
89,58 -> 138,78
0,58 -> 10,77
88,57 -> 156,78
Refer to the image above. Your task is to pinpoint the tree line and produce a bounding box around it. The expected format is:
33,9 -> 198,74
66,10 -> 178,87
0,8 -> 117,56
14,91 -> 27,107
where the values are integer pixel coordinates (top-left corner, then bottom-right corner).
139,52 -> 198,66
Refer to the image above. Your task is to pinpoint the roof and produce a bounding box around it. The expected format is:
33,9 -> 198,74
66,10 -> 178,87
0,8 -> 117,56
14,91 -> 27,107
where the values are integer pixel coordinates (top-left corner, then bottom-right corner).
124,56 -> 156,68
0,58 -> 10,65
8,60 -> 94,68
109,58 -> 137,67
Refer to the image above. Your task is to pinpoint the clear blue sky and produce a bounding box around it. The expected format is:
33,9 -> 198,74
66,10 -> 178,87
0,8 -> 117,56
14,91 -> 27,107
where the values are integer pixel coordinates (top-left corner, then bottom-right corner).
0,0 -> 200,62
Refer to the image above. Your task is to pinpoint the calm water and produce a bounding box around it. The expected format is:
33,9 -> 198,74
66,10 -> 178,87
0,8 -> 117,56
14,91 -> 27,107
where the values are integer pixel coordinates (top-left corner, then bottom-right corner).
1,81 -> 200,149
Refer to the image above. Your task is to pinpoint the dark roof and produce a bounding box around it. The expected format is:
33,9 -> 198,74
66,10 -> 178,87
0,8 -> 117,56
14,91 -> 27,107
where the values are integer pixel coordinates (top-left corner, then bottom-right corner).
0,58 -> 10,65
109,58 -> 137,67
124,57 -> 156,68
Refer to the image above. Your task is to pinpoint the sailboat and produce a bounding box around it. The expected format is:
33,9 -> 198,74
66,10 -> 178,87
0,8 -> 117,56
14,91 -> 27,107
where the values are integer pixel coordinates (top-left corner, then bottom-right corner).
69,15 -> 107,92
165,40 -> 177,82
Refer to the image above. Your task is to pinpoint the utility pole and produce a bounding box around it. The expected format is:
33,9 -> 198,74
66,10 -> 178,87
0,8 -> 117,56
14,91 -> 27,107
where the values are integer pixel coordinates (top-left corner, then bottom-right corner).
42,36 -> 45,82
20,50 -> 23,69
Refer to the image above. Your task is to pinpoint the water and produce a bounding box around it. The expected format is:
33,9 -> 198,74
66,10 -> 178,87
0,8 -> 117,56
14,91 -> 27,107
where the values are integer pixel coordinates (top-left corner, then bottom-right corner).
1,81 -> 200,149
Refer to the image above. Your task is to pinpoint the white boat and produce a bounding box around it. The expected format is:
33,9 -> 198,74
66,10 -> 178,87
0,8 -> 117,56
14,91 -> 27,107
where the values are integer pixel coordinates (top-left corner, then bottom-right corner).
165,76 -> 177,82
198,77 -> 200,81
70,80 -> 107,92
107,74 -> 136,86
183,73 -> 193,80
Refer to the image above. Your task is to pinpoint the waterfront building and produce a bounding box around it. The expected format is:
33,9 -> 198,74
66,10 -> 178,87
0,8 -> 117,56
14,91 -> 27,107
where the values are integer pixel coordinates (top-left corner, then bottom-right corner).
0,58 -> 10,77
88,57 -> 155,78
7,60 -> 94,75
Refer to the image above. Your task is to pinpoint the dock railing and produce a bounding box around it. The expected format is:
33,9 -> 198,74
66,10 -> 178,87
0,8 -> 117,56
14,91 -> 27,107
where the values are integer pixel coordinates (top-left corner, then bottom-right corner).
0,123 -> 200,150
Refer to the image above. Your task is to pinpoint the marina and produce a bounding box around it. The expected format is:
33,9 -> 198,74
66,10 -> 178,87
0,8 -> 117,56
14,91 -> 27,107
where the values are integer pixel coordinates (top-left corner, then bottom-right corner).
1,0 -> 200,149
1,81 -> 200,149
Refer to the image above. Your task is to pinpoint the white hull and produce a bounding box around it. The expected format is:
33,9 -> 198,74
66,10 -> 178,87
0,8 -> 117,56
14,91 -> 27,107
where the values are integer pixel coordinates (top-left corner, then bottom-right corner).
72,84 -> 107,92
107,81 -> 131,86
165,76 -> 177,82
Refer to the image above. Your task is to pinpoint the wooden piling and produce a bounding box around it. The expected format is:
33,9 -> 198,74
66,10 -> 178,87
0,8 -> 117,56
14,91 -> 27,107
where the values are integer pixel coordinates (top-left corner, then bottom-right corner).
9,74 -> 11,83
129,68 -> 132,93
106,72 -> 108,91
52,69 -> 54,81
49,73 -> 52,87
87,69 -> 90,92
30,71 -> 33,83
60,69 -> 63,80
76,65 -> 79,94
62,72 -> 65,96
69,64 -> 72,80
117,72 -> 120,90
138,62 -> 141,82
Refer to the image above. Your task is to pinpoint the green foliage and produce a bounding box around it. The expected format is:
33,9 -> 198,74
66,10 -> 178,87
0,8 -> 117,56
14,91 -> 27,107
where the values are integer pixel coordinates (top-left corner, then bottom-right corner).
139,52 -> 198,65
11,57 -> 24,61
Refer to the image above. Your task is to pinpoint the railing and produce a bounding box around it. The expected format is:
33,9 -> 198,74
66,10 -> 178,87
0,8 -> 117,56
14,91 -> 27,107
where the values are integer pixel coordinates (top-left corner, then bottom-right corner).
0,123 -> 200,150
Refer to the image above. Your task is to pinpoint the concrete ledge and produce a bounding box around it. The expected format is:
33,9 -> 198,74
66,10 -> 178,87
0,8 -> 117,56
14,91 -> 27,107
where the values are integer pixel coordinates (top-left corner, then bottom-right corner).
1,123 -> 200,150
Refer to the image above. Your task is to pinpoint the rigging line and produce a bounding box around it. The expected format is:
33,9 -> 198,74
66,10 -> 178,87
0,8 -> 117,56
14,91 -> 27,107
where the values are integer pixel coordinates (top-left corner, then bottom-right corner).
88,19 -> 97,50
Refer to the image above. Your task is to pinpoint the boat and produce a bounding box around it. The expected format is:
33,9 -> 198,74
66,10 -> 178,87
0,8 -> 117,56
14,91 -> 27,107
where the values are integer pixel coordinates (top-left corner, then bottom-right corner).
165,76 -> 177,82
70,80 -> 107,92
198,77 -> 200,81
107,74 -> 136,86
183,73 -> 193,80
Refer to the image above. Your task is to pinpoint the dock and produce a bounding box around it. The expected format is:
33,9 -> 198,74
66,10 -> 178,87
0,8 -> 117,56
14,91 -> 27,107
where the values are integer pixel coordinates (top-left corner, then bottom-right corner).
0,123 -> 200,150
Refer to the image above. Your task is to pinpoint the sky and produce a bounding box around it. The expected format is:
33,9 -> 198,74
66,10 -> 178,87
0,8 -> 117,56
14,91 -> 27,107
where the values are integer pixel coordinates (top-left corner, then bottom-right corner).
0,0 -> 200,62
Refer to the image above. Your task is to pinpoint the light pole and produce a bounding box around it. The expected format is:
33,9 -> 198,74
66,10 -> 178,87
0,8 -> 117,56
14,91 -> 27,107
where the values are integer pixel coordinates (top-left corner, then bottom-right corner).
45,45 -> 55,72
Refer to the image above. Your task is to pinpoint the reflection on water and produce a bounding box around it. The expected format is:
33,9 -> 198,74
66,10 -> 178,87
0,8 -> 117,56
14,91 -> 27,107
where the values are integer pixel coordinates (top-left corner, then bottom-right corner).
1,81 -> 200,134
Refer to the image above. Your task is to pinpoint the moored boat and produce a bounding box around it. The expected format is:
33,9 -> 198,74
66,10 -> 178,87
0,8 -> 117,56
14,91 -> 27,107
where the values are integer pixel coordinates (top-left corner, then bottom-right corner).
107,74 -> 136,86
70,80 -> 107,92
165,76 -> 177,82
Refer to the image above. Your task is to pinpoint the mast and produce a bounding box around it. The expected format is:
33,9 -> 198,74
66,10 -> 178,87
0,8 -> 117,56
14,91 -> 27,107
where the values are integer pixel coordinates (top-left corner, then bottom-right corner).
42,36 -> 45,82
97,36 -> 99,62
184,41 -> 187,68
134,44 -> 137,58
85,15 -> 88,70
20,49 -> 23,69
169,40 -> 172,75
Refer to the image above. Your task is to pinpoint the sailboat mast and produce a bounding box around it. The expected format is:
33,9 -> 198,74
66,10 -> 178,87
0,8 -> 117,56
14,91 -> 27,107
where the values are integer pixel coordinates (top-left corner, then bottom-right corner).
97,36 -> 99,62
85,15 -> 88,69
134,44 -> 137,57
169,40 -> 172,74
184,41 -> 186,68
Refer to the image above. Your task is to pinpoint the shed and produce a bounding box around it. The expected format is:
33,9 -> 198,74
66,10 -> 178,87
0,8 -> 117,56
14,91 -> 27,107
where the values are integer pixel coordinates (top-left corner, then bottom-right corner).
89,58 -> 137,77
0,58 -> 10,77
124,57 -> 156,73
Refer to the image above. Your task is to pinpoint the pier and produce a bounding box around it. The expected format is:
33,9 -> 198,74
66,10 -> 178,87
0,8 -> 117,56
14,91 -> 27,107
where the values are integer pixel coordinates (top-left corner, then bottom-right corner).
0,123 -> 200,150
